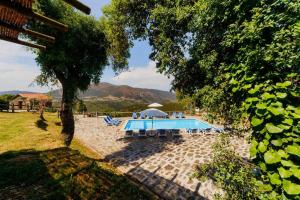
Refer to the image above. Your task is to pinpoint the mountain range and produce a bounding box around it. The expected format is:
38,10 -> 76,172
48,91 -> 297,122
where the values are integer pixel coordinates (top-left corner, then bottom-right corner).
49,82 -> 176,103
1,83 -> 176,103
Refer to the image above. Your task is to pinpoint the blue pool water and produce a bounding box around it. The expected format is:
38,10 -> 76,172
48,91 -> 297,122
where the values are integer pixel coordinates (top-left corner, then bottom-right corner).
124,119 -> 212,130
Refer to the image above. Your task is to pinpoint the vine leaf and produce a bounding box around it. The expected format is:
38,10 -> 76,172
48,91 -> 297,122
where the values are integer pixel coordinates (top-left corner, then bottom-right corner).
251,116 -> 264,126
283,180 -> 300,195
286,144 -> 300,157
266,123 -> 283,133
268,173 -> 281,185
267,106 -> 284,116
278,167 -> 292,178
264,151 -> 281,164
276,92 -> 287,99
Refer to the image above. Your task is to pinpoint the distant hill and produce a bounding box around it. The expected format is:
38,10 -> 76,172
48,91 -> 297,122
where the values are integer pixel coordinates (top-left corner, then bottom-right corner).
49,82 -> 176,103
0,91 -> 36,95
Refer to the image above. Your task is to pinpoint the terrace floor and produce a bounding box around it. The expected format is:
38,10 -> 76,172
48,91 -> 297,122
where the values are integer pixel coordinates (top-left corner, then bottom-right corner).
74,115 -> 249,200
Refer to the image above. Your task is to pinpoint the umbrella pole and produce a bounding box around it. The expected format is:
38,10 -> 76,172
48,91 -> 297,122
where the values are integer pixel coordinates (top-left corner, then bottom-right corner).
152,118 -> 153,129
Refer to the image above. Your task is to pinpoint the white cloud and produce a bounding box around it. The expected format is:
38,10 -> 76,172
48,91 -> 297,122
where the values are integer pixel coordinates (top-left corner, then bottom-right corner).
111,61 -> 173,91
0,40 -> 52,92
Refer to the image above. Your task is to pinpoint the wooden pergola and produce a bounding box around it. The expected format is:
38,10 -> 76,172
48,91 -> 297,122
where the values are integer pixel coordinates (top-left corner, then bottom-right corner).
0,0 -> 91,50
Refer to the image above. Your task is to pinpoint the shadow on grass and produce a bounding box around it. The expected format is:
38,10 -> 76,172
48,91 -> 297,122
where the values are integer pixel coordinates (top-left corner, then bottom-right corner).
35,119 -> 48,131
0,148 -> 154,200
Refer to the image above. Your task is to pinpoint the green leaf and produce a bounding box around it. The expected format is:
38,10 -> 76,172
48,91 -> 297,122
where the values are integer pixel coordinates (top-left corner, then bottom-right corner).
256,181 -> 273,192
232,87 -> 239,93
291,113 -> 300,119
242,84 -> 252,90
281,160 -> 296,167
276,81 -> 292,88
249,87 -> 259,94
278,167 -> 292,178
291,91 -> 300,97
267,106 -> 284,116
277,124 -> 291,130
278,150 -> 289,159
286,144 -> 300,157
268,173 -> 281,185
256,103 -> 267,109
283,180 -> 300,195
251,116 -> 264,126
229,78 -> 238,85
262,92 -> 276,100
291,168 -> 300,180
271,139 -> 282,146
282,118 -> 293,126
250,140 -> 258,158
276,92 -> 287,99
258,141 -> 268,153
264,151 -> 281,164
266,123 -> 283,133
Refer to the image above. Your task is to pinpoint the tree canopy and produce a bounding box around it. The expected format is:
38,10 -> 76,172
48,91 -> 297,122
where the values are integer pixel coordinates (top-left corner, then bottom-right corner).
27,0 -> 111,145
103,0 -> 300,198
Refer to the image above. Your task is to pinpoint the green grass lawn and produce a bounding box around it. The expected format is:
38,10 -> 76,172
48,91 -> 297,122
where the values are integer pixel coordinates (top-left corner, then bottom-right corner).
0,112 -> 155,199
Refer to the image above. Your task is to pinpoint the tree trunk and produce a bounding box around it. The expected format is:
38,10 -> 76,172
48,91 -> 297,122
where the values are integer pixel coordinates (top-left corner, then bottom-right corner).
60,83 -> 75,146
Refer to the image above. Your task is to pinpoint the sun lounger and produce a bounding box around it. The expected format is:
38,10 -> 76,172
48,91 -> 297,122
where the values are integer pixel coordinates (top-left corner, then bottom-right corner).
171,129 -> 180,137
157,129 -> 167,137
105,117 -> 120,126
186,128 -> 198,135
178,112 -> 185,118
104,117 -> 113,126
172,112 -> 177,118
214,128 -> 224,133
125,130 -> 134,138
107,116 -> 122,123
132,112 -> 138,119
138,129 -> 147,137
140,113 -> 145,119
148,130 -> 157,137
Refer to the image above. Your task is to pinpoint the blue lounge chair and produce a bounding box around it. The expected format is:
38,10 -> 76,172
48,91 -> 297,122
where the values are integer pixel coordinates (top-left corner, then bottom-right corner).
138,129 -> 146,137
132,112 -> 138,119
104,117 -> 113,126
107,116 -> 121,123
186,128 -> 198,135
140,113 -> 145,119
171,129 -> 180,137
214,128 -> 223,133
105,117 -> 120,126
178,112 -> 185,118
157,129 -> 167,137
125,130 -> 134,138
172,112 -> 177,118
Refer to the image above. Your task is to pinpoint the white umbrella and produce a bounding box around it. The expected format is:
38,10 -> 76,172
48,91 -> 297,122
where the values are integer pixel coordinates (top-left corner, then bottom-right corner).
148,103 -> 163,108
140,108 -> 167,118
140,108 -> 168,129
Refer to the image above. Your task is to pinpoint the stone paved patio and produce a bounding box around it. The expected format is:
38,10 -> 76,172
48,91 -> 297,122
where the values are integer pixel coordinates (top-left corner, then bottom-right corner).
74,116 -> 249,200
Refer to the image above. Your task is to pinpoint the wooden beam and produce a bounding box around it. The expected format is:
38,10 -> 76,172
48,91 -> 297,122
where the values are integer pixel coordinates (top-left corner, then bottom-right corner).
0,1 -> 68,32
0,21 -> 55,43
32,12 -> 68,32
0,36 -> 46,50
63,0 -> 91,14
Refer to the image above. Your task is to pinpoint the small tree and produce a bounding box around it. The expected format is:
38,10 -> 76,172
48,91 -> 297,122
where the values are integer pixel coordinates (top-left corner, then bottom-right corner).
27,0 -> 121,145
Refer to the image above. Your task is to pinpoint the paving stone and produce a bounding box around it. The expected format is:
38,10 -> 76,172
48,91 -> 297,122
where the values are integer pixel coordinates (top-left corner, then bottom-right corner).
74,115 -> 249,200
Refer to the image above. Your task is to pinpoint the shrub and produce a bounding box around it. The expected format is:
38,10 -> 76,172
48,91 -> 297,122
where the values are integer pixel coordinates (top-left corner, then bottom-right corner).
192,134 -> 259,199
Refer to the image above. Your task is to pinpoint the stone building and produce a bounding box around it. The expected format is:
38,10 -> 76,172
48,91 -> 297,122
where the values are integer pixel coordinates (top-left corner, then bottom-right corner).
9,93 -> 52,111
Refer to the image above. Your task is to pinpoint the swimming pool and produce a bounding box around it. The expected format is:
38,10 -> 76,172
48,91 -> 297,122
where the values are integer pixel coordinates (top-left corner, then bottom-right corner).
124,119 -> 212,130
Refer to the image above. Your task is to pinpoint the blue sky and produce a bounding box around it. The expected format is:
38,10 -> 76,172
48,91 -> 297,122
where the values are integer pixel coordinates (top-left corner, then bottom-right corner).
0,0 -> 172,92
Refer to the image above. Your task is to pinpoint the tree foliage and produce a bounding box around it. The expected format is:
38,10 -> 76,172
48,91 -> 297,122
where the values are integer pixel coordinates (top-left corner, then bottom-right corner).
103,0 -> 300,198
27,0 -> 111,145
